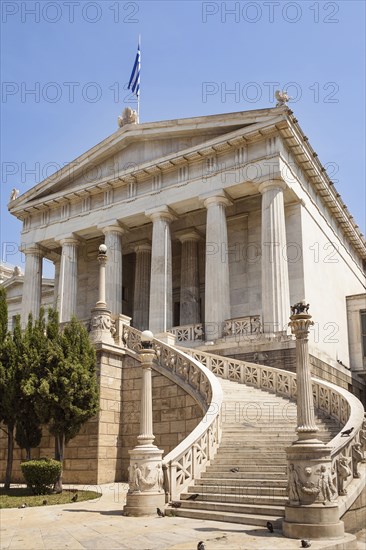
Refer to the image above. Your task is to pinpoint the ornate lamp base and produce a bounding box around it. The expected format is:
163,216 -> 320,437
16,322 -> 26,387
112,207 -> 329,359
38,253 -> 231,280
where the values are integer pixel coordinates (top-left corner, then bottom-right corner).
283,503 -> 345,540
89,306 -> 115,345
284,440 -> 345,540
123,445 -> 165,516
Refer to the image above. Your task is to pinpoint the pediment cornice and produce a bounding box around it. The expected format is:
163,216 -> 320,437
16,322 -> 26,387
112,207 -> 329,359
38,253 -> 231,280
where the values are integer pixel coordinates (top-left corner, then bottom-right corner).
8,107 -> 366,260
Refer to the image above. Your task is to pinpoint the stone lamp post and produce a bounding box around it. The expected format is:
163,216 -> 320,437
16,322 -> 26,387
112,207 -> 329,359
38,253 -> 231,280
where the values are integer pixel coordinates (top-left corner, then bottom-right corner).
124,330 -> 165,516
89,244 -> 115,345
282,302 -> 345,540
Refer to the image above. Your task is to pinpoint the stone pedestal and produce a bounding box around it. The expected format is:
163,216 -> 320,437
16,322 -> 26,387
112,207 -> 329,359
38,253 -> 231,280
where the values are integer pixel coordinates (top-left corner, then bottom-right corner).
124,342 -> 165,516
283,303 -> 345,540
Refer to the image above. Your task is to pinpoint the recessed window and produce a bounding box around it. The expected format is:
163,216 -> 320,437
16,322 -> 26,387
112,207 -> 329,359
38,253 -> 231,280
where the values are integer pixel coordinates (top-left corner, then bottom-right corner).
361,310 -> 366,359
122,286 -> 128,302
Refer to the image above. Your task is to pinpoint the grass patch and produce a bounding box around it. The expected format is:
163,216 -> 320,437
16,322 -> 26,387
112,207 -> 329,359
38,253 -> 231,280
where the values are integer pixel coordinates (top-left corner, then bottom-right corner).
0,487 -> 101,509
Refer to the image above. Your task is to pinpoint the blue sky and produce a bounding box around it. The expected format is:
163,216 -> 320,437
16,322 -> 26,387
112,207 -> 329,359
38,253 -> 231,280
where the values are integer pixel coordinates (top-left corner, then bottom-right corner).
1,0 -> 365,276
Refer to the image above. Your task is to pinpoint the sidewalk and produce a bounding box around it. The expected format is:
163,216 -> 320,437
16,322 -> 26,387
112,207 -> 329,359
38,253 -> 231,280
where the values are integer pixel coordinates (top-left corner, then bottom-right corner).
1,483 -> 364,549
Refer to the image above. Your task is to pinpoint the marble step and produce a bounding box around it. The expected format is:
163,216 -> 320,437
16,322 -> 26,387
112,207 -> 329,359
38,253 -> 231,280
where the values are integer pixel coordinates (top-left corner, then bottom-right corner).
188,485 -> 287,496
180,492 -> 287,506
174,499 -> 285,516
170,507 -> 283,527
200,471 -> 287,480
193,478 -> 288,488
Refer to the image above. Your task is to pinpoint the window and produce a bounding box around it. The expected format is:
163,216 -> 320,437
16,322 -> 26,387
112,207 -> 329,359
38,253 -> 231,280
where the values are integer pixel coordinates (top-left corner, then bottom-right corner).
122,286 -> 128,302
361,310 -> 366,359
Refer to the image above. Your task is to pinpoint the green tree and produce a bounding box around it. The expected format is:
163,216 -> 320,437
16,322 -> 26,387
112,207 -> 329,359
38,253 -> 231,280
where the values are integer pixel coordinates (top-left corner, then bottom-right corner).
38,312 -> 99,492
0,290 -> 22,488
16,311 -> 48,460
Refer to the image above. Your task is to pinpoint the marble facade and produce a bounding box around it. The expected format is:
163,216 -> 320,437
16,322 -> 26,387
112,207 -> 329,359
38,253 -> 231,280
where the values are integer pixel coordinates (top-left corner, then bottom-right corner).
7,106 -> 366,391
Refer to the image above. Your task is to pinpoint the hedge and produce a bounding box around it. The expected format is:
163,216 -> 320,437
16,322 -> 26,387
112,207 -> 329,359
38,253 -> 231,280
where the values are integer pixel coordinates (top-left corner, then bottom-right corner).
21,458 -> 62,495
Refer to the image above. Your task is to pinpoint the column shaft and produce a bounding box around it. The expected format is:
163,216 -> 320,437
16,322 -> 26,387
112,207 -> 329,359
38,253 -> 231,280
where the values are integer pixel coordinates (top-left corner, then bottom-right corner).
59,238 -> 79,323
296,335 -> 317,432
204,195 -> 231,340
103,227 -> 123,316
260,180 -> 290,334
133,243 -> 151,331
53,260 -> 60,310
139,364 -> 154,444
179,234 -> 200,325
148,209 -> 174,333
21,246 -> 43,325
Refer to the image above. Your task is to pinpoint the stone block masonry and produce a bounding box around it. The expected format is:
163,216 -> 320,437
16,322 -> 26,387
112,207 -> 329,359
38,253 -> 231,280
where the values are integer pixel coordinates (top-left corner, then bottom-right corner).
0,346 -> 203,485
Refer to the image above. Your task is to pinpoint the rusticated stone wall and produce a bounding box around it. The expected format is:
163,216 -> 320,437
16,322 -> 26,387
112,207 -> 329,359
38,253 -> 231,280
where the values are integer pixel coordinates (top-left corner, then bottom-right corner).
0,346 -> 203,486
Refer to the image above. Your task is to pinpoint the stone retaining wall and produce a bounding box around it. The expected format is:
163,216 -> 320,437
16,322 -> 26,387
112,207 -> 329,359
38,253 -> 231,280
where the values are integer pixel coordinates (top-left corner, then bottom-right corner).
0,347 -> 203,486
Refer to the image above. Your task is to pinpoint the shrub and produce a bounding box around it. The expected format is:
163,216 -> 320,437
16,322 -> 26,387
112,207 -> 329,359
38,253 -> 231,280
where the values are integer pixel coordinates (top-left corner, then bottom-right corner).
21,458 -> 62,495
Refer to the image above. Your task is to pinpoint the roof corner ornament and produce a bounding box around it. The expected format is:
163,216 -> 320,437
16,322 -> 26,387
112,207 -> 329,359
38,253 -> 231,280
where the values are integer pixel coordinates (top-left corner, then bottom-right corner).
275,90 -> 291,107
13,266 -> 21,276
118,106 -> 138,128
9,188 -> 19,201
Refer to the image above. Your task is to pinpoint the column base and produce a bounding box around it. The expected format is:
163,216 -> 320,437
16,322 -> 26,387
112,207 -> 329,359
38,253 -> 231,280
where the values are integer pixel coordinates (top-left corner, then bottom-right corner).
123,491 -> 165,517
155,331 -> 176,346
283,503 -> 345,540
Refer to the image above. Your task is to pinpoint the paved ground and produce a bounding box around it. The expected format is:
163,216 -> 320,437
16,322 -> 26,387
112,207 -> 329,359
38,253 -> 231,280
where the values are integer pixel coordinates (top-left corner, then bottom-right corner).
1,484 -> 364,550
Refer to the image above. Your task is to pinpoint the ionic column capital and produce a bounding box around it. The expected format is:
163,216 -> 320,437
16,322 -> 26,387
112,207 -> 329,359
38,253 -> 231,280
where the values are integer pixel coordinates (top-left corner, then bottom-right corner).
258,179 -> 287,194
145,205 -> 177,224
200,190 -> 232,209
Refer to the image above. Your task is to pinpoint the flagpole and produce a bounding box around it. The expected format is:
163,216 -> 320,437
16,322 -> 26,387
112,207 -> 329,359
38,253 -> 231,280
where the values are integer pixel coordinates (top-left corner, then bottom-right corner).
137,34 -> 141,123
164,223 -> 168,333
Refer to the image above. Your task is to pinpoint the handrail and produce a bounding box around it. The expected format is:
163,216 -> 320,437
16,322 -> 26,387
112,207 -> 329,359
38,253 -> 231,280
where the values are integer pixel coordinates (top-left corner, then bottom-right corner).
181,347 -> 365,500
121,325 -> 224,501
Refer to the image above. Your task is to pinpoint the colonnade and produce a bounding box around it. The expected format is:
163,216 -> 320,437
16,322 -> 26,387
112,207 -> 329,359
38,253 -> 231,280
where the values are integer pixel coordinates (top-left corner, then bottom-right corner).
21,180 -> 290,338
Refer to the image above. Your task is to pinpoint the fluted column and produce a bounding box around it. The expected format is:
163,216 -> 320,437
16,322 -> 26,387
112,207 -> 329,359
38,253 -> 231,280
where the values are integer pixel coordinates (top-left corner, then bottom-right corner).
59,237 -> 79,323
102,225 -> 124,316
21,245 -> 43,325
259,179 -> 290,334
202,193 -> 232,340
53,258 -> 60,310
289,304 -> 318,439
178,230 -> 201,325
147,207 -> 175,334
137,345 -> 156,446
133,242 -> 151,330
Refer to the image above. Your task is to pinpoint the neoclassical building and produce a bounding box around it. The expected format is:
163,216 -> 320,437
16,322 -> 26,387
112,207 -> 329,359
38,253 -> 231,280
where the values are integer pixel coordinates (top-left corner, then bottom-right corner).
8,106 -> 366,399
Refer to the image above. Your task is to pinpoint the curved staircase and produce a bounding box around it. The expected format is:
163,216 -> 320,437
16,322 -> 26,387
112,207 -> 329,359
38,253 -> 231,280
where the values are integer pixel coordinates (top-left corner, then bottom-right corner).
120,323 -> 365,530
172,378 -> 340,526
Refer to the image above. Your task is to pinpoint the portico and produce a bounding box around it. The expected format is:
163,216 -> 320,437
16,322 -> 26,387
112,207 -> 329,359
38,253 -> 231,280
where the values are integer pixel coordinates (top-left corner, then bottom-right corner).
9,107 -> 366,381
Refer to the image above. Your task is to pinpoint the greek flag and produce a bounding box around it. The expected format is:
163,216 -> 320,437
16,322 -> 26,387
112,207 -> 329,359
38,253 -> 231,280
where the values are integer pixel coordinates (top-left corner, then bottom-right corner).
128,41 -> 140,98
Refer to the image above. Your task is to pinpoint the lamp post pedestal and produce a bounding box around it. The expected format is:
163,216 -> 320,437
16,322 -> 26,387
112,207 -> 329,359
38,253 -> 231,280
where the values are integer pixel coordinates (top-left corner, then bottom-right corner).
124,333 -> 165,516
283,303 -> 345,540
90,246 -> 115,345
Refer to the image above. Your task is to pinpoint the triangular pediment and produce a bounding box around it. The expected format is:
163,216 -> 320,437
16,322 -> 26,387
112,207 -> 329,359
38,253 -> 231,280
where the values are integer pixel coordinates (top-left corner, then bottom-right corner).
9,107 -> 285,210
